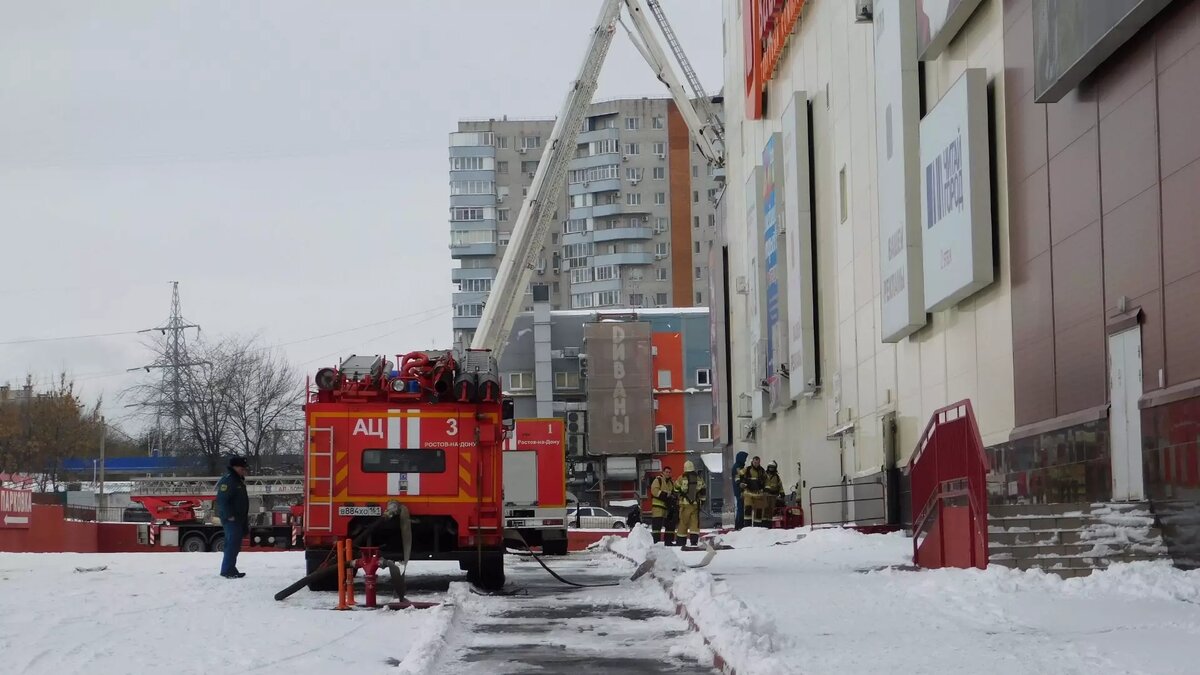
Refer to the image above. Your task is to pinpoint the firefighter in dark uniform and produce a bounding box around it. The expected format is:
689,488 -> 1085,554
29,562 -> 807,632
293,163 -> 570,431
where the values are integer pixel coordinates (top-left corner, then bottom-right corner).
648,467 -> 677,545
764,461 -> 785,526
738,456 -> 769,528
674,461 -> 707,547
215,456 -> 250,578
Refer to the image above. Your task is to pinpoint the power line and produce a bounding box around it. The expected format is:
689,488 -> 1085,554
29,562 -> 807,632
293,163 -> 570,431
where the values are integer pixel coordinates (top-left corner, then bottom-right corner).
296,308 -> 450,368
0,329 -> 141,346
266,306 -> 448,349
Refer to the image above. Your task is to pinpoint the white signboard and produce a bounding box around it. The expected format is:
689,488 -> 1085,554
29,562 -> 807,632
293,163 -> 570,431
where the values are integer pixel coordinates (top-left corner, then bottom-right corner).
874,0 -> 927,343
781,91 -> 817,399
745,166 -> 766,420
920,68 -> 994,311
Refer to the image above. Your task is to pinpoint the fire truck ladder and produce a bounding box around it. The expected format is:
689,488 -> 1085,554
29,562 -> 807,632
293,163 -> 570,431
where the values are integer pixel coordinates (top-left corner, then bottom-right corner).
130,475 -> 305,498
306,427 -> 335,532
643,0 -> 725,143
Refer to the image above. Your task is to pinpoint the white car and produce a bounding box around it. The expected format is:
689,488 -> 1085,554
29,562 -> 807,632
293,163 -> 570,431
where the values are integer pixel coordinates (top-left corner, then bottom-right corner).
568,506 -> 627,530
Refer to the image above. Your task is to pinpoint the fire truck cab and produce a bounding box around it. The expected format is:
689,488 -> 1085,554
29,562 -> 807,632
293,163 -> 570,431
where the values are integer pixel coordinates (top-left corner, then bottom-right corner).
302,350 -> 509,590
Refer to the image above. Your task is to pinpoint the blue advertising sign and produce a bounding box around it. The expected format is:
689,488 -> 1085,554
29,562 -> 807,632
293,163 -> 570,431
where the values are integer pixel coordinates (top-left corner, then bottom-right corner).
762,134 -> 783,407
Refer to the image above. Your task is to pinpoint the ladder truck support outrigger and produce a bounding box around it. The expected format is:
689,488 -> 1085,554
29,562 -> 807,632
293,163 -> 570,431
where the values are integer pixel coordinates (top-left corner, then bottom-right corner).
276,0 -> 725,604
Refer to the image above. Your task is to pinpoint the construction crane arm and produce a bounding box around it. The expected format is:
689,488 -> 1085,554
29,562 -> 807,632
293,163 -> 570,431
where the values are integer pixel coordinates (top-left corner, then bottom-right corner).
469,0 -> 623,357
470,0 -> 722,359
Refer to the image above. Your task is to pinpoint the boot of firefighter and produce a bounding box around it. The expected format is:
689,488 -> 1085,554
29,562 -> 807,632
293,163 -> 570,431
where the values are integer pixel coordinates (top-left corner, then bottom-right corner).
689,534 -> 699,547
664,533 -> 676,546
652,530 -> 661,544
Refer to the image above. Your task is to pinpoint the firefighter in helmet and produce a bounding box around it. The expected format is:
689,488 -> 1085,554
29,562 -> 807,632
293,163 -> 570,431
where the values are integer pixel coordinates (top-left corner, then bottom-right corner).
764,461 -> 785,523
738,456 -> 768,528
648,466 -> 677,544
674,460 -> 707,547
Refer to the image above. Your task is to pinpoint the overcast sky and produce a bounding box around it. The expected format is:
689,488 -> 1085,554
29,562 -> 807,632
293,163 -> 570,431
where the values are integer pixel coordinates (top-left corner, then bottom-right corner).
0,1 -> 722,430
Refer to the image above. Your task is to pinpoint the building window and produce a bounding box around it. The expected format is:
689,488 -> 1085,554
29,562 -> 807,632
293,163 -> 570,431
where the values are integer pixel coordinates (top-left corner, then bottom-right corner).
695,291 -> 703,304
596,290 -> 621,306
451,207 -> 486,221
656,268 -> 668,281
653,167 -> 666,180
522,187 -> 529,197
693,242 -> 701,255
499,234 -> 511,247
594,265 -> 619,281
654,192 -> 666,205
450,230 -> 496,247
708,214 -> 716,227
655,242 -> 669,256
625,167 -> 639,181
521,160 -> 539,174
656,292 -> 668,306
692,165 -> 699,178
625,116 -> 641,130
450,156 -> 490,171
692,190 -> 699,203
652,116 -> 664,129
626,193 -> 642,206
498,208 -> 509,222
565,218 -> 588,234
654,217 -> 668,233
455,303 -> 483,318
625,142 -> 640,155
496,160 -> 508,174
662,424 -> 674,442
554,372 -> 581,390
571,293 -> 594,309
450,180 -> 495,196
630,293 -> 644,306
495,136 -> 508,149
653,142 -> 665,156
571,267 -> 594,284
696,368 -> 711,386
657,370 -> 672,388
521,136 -> 542,150
460,278 -> 492,293
707,188 -> 717,201
595,138 -> 620,154
697,423 -> 713,442
552,282 -> 560,293
508,372 -> 534,391
693,216 -> 700,228
694,266 -> 702,279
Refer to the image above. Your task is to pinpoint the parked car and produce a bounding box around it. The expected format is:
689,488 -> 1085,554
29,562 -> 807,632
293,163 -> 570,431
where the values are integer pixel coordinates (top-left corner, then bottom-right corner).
567,506 -> 627,530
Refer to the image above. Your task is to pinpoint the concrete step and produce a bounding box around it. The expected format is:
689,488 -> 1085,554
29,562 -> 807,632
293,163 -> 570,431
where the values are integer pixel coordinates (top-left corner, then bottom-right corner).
989,542 -> 1093,559
988,515 -> 1088,531
990,503 -> 1093,518
989,529 -> 1083,546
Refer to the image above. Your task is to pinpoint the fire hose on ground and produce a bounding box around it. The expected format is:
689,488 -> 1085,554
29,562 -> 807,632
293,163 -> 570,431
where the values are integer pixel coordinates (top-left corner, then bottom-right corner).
273,504 -> 418,605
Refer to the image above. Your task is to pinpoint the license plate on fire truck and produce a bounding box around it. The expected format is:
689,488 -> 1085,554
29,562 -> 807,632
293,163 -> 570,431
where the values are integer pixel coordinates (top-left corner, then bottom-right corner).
338,506 -> 382,517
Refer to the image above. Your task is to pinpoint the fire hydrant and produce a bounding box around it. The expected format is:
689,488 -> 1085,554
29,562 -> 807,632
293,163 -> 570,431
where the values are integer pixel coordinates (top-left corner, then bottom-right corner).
358,546 -> 383,609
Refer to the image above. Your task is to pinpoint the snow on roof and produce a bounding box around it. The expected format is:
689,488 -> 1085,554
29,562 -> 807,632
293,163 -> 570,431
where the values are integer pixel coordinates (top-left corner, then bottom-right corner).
701,452 -> 724,473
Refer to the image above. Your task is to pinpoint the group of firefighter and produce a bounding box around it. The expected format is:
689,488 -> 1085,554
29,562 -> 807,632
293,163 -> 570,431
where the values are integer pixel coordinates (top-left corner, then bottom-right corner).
645,453 -> 785,546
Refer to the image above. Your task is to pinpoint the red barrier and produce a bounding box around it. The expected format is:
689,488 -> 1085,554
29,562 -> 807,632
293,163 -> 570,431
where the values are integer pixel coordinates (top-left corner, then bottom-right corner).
909,400 -> 989,570
0,504 -> 98,552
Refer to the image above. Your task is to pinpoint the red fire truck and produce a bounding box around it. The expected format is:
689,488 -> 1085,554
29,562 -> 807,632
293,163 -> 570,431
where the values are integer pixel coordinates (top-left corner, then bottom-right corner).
503,418 -> 568,555
301,350 -> 509,590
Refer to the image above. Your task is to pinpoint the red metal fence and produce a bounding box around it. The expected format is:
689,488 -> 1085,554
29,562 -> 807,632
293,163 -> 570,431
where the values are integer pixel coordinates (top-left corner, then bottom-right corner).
910,400 -> 989,569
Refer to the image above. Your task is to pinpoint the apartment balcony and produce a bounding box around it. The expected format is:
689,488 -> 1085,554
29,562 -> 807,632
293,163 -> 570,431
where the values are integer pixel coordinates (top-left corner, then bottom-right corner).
447,145 -> 496,159
569,152 -> 623,170
450,242 -> 498,258
448,169 -> 495,182
593,252 -> 655,267
577,127 -> 620,145
570,278 -> 622,295
449,194 -> 497,208
561,231 -> 593,247
449,219 -> 497,232
451,267 -> 496,282
452,290 -> 488,305
594,226 -> 654,243
567,178 -> 622,196
452,315 -> 481,331
592,203 -> 625,218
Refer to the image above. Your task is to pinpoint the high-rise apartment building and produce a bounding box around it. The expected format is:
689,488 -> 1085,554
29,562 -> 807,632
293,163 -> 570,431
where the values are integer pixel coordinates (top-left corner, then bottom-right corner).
449,97 -> 723,344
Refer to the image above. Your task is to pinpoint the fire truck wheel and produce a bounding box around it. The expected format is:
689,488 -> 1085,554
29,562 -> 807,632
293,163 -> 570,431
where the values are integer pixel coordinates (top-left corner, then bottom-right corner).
210,534 -> 225,553
468,554 -> 505,591
305,549 -> 338,592
181,534 -> 207,553
542,539 -> 569,556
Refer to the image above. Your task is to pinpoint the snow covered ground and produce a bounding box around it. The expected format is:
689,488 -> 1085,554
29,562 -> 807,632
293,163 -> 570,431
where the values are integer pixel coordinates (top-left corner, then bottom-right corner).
608,525 -> 1200,675
0,551 -> 459,675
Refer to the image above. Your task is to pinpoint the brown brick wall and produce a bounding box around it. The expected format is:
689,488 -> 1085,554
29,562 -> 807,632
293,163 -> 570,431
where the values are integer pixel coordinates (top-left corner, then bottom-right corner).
667,101 -> 694,305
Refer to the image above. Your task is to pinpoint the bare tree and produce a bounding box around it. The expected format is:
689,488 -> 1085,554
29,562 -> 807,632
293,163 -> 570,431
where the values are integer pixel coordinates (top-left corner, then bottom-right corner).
124,335 -> 303,473
222,342 -> 304,471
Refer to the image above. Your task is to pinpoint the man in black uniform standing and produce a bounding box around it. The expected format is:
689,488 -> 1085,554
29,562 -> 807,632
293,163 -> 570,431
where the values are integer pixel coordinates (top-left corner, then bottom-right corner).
215,456 -> 250,579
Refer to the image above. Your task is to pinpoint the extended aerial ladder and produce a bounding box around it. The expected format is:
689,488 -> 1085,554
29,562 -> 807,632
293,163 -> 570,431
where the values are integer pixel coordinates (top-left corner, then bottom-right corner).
470,0 -> 726,359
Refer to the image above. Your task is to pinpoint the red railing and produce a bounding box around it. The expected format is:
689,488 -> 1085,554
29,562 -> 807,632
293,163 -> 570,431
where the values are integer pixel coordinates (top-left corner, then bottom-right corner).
909,400 -> 989,569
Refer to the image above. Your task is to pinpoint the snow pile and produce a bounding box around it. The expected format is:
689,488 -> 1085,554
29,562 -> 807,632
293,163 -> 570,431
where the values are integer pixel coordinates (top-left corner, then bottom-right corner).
710,525 -> 808,549
394,582 -> 470,674
605,524 -> 792,674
